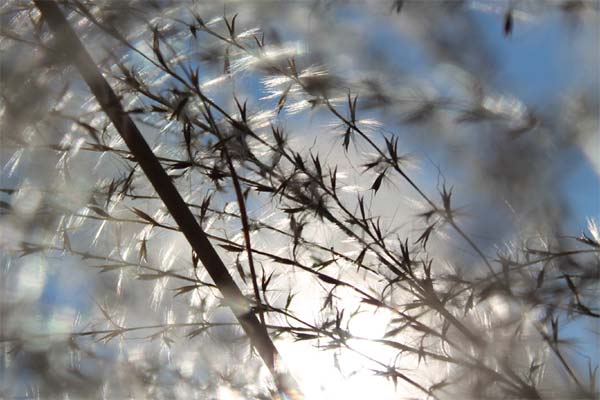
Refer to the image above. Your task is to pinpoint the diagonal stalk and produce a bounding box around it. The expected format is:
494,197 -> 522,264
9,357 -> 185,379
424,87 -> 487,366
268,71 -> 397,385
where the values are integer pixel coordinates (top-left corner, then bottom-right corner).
33,1 -> 301,397
199,100 -> 267,330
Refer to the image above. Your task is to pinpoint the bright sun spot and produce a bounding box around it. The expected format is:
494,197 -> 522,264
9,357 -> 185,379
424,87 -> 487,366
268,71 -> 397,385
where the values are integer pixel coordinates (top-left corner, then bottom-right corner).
276,285 -> 420,400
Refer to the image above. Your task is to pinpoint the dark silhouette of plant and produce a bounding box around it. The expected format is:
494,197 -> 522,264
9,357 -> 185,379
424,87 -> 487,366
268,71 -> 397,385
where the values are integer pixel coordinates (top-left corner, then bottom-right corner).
1,1 -> 598,399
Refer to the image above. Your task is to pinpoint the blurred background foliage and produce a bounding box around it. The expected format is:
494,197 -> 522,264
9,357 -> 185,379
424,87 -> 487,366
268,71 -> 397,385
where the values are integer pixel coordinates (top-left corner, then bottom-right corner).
0,1 -> 598,399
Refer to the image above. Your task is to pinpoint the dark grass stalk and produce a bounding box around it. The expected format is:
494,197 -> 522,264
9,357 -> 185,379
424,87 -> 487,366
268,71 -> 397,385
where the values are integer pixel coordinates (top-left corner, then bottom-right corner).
198,98 -> 267,329
32,1 -> 301,396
